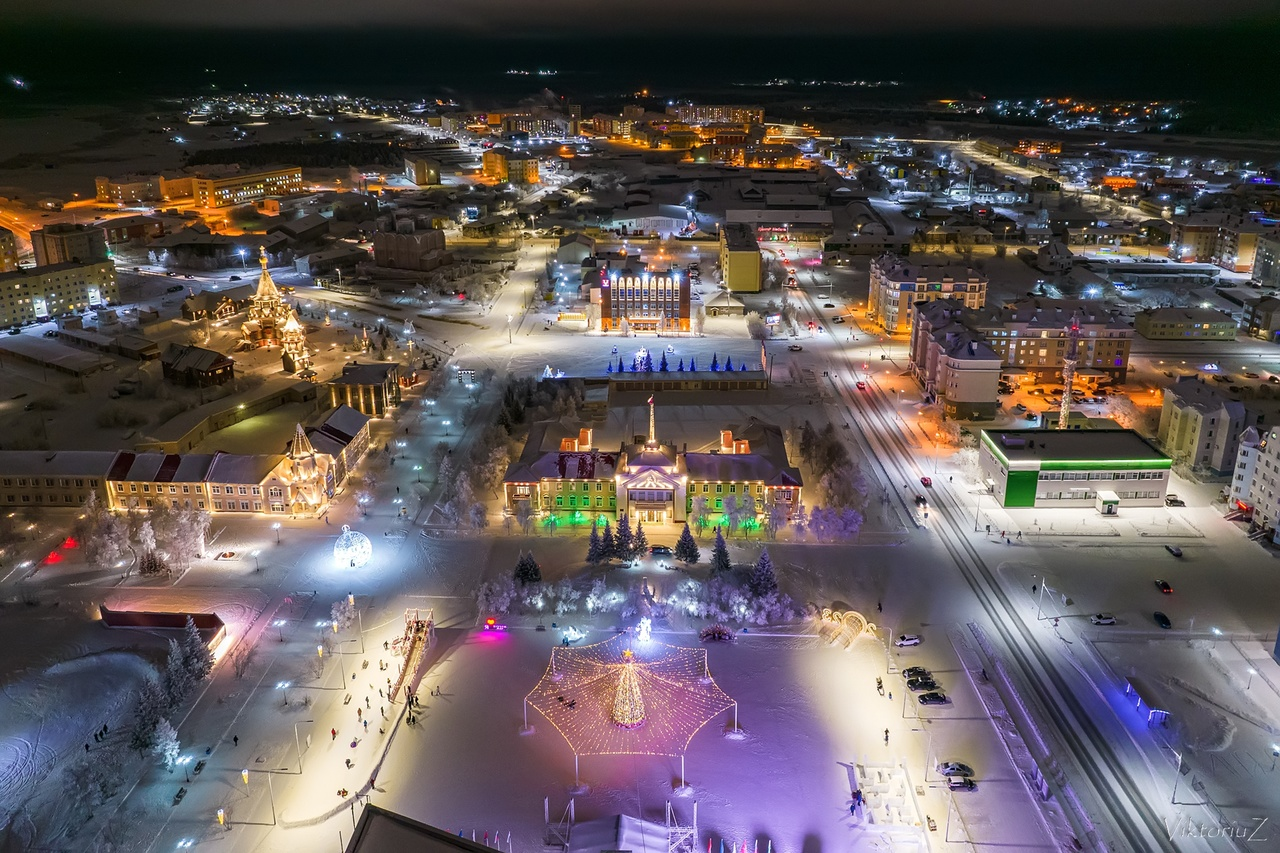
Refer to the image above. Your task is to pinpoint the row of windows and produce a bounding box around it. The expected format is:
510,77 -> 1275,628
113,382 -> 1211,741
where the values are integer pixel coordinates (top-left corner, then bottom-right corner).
2,478 -> 98,488
1038,490 -> 1163,500
1038,471 -> 1165,481
115,482 -> 262,495
552,495 -> 615,508
6,493 -> 89,504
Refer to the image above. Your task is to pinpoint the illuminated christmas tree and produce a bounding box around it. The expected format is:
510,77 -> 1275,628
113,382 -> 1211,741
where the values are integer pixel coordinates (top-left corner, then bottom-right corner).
611,649 -> 646,729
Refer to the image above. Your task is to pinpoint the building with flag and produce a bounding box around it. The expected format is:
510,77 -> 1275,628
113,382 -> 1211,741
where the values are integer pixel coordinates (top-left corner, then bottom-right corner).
502,401 -> 802,527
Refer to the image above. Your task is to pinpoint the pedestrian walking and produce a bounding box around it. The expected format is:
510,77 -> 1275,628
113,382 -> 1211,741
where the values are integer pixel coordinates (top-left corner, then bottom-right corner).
102,724 -> 108,735
379,688 -> 384,698
888,691 -> 892,701
357,708 -> 362,720
1006,538 -> 1011,545
366,697 -> 371,709
363,720 -> 368,732
233,735 -> 239,747
332,728 -> 338,740
1032,583 -> 1037,593
84,743 -> 90,753
884,728 -> 889,744
383,641 -> 389,651
380,706 -> 385,718
396,486 -> 400,494
876,601 -> 882,613
1017,531 -> 1022,540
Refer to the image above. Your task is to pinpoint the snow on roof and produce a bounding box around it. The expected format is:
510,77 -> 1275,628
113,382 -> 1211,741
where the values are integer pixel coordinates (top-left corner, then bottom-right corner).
206,452 -> 285,485
319,404 -> 371,443
0,451 -> 118,477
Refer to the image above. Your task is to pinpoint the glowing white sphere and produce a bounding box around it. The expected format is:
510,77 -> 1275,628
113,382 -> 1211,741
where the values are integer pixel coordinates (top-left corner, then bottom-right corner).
333,525 -> 372,569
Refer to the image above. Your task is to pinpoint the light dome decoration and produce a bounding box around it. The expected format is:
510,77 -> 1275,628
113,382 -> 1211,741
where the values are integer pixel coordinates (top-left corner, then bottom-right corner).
333,525 -> 372,569
612,649 -> 646,728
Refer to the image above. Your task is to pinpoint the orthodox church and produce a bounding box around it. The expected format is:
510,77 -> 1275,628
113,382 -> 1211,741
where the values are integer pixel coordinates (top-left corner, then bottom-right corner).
239,248 -> 312,373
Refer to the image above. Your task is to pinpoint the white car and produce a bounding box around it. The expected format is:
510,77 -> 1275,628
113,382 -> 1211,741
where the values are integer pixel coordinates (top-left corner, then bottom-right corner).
937,762 -> 974,777
1089,613 -> 1116,625
894,634 -> 922,647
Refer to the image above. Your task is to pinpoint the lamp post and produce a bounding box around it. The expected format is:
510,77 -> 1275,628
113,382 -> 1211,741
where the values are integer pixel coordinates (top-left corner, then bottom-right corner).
413,464 -> 422,483
238,248 -> 247,270
933,431 -> 941,474
272,522 -> 281,544
507,313 -> 514,344
276,680 -> 291,706
251,549 -> 261,572
442,419 -> 452,436
1248,668 -> 1256,690
177,755 -> 192,783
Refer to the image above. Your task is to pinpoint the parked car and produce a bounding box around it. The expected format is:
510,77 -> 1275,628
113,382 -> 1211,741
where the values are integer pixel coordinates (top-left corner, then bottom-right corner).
1155,578 -> 1173,593
832,316 -> 845,324
1089,613 -> 1117,625
165,271 -> 178,277
937,762 -> 974,778
1153,611 -> 1172,629
907,676 -> 938,692
918,691 -> 948,705
787,344 -> 803,352
650,545 -> 672,556
1165,495 -> 1186,507
229,275 -> 242,281
894,634 -> 922,647
166,284 -> 184,293
902,667 -> 931,680
947,777 -> 977,791
920,476 -> 933,487
822,302 -> 836,308
1164,544 -> 1183,557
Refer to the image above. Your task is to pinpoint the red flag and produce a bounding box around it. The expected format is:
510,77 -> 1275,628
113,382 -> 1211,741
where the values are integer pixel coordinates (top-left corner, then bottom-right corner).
647,396 -> 654,405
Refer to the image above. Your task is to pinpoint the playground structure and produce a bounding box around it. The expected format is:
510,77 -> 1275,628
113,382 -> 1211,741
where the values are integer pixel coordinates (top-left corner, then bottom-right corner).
389,607 -> 434,702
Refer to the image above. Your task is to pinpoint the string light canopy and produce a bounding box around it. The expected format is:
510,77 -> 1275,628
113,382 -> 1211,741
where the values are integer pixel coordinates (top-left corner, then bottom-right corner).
525,633 -> 734,757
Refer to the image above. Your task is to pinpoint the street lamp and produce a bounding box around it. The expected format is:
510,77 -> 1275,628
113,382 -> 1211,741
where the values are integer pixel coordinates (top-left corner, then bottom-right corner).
442,419 -> 452,436
272,522 -> 281,545
238,248 -> 247,270
276,680 -> 291,705
413,464 -> 422,483
251,549 -> 261,572
293,720 -> 314,773
1248,668 -> 1256,690
507,313 -> 514,344
177,755 -> 193,783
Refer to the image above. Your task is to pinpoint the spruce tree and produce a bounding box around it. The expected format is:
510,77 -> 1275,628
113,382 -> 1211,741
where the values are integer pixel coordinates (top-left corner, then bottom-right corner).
587,522 -> 602,564
675,523 -> 700,564
710,353 -> 720,371
130,675 -> 168,754
615,513 -> 634,561
162,639 -> 193,712
711,529 -> 732,576
633,521 -> 649,561
725,356 -> 734,371
181,616 -> 214,682
748,549 -> 779,597
514,551 -> 542,584
689,356 -> 697,371
602,520 -> 616,561
678,358 -> 685,372
659,353 -> 669,372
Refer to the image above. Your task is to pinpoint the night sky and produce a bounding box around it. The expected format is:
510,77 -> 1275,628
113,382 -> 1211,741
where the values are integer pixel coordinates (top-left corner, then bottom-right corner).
7,0 -> 1277,31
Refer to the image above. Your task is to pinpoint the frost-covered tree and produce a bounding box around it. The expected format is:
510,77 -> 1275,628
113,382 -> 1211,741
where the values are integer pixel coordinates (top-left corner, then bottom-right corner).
130,675 -> 168,754
737,493 -> 758,537
162,639 -> 193,712
675,524 -> 700,564
722,495 -> 741,537
837,508 -> 864,540
469,501 -> 490,531
586,522 -> 603,564
514,551 -> 542,585
792,503 -> 808,540
331,598 -> 355,630
764,496 -> 790,540
153,719 -> 180,770
711,529 -> 731,576
691,496 -> 710,535
632,521 -> 649,561
136,520 -> 157,556
748,549 -> 779,598
181,616 -> 214,682
601,520 -> 616,560
515,501 -> 534,534
615,514 -> 634,561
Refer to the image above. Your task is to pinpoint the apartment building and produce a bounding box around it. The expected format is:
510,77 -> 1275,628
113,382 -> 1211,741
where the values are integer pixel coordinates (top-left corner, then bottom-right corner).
909,300 -> 1003,420
868,253 -> 988,335
718,223 -> 762,293
1133,307 -> 1237,341
1169,211 -> 1278,274
191,166 -> 304,209
1157,376 -> 1250,476
666,105 -> 765,126
0,226 -> 17,272
971,298 -> 1133,385
31,223 -> 108,266
0,261 -> 117,325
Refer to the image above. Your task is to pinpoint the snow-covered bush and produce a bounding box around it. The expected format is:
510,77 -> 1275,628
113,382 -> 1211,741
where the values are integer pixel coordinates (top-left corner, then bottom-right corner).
476,577 -> 517,615
699,624 -> 734,643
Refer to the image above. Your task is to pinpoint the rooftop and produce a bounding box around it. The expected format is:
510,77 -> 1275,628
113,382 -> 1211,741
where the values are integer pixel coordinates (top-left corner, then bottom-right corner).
980,428 -> 1170,467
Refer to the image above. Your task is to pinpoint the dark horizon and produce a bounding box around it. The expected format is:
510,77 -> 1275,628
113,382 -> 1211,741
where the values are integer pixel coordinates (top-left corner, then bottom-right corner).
4,20 -> 1280,135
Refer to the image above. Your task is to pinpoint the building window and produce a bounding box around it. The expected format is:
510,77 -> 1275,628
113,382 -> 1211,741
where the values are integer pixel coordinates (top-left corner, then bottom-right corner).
238,487 -> 248,496
214,501 -> 223,510
212,486 -> 221,494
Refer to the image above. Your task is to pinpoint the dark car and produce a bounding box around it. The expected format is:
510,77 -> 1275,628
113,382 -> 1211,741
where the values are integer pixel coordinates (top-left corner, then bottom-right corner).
918,691 -> 948,705
787,344 -> 803,352
165,271 -> 178,277
914,494 -> 928,507
166,284 -> 184,293
822,302 -> 836,308
650,545 -> 672,556
1155,579 -> 1173,593
1154,611 -> 1172,629
230,275 -> 242,281
1164,545 -> 1183,557
902,666 -> 931,680
907,676 -> 939,692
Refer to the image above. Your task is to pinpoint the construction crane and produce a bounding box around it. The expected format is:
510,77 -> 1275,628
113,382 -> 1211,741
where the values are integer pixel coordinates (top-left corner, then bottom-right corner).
1058,312 -> 1081,430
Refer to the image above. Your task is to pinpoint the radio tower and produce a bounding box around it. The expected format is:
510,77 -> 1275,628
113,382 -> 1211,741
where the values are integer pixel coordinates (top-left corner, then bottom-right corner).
1057,312 -> 1081,430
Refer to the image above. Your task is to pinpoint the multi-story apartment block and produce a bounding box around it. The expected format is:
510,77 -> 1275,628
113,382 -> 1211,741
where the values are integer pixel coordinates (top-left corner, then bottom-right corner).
31,223 -> 109,266
191,166 -> 304,209
404,156 -> 441,187
1226,425 -> 1280,543
1133,307 -> 1237,341
909,300 -> 1003,420
481,148 -> 539,185
1254,232 -> 1280,289
718,223 -> 762,293
868,254 -> 988,334
95,174 -> 163,204
0,226 -> 17,272
666,105 -> 765,127
973,298 -> 1133,385
1157,376 -> 1249,476
0,261 -> 117,325
1169,211 -> 1278,274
